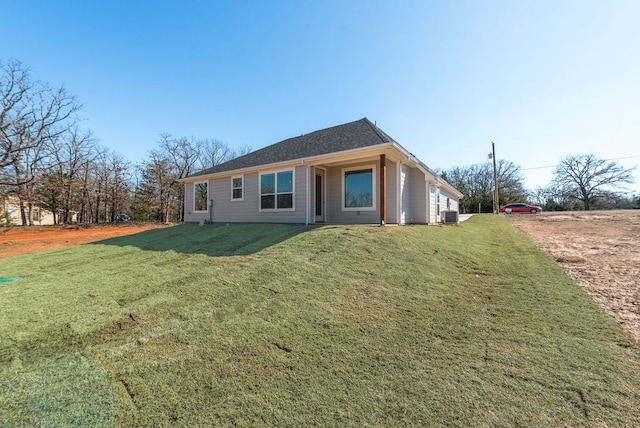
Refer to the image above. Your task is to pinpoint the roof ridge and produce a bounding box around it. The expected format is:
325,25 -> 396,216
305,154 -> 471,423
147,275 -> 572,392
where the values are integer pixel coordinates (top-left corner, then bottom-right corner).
362,117 -> 394,144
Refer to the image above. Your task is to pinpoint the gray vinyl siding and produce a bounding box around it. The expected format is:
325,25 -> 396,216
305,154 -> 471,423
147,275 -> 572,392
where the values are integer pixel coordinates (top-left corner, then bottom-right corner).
440,189 -> 459,213
184,181 -> 210,223
326,161 -> 380,224
186,166 -> 307,223
385,161 -> 398,225
184,182 -> 194,219
450,197 -> 459,213
208,174 -> 259,223
183,157 -> 459,225
409,168 -> 427,224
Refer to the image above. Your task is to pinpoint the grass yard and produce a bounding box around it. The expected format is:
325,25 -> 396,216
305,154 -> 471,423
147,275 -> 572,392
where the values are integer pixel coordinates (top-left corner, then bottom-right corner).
0,216 -> 638,427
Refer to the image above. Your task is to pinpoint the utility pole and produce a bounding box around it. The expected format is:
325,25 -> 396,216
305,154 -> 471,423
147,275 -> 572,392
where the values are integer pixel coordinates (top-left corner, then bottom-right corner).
491,141 -> 499,214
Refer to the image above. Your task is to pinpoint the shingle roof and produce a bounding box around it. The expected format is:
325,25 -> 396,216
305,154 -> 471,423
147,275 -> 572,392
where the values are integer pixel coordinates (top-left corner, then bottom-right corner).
187,118 -> 394,178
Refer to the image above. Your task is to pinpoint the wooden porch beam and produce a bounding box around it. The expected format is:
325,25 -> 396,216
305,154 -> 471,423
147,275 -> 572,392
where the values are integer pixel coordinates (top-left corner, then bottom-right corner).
380,154 -> 386,225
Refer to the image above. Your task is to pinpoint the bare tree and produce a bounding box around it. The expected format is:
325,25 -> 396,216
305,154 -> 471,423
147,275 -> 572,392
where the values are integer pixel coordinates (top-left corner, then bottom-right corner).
158,135 -> 199,222
1,60 -> 81,225
552,154 -> 636,210
106,151 -> 131,222
1,60 -> 80,179
93,148 -> 113,223
157,136 -> 249,222
198,138 -> 232,170
6,143 -> 44,225
442,164 -> 492,213
160,135 -> 200,179
44,127 -> 97,223
197,138 -> 250,170
443,160 -> 527,213
131,135 -> 250,223
136,151 -> 175,223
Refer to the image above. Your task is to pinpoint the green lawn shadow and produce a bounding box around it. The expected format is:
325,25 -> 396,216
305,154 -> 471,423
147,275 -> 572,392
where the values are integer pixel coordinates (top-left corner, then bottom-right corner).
92,223 -> 311,257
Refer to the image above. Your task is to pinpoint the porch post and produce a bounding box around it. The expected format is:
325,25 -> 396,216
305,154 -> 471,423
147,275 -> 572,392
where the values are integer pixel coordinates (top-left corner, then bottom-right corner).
380,154 -> 386,225
305,164 -> 310,225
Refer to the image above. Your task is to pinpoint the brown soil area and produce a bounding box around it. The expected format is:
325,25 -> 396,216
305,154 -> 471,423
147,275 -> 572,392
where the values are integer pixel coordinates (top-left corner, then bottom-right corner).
508,211 -> 640,342
0,224 -> 169,259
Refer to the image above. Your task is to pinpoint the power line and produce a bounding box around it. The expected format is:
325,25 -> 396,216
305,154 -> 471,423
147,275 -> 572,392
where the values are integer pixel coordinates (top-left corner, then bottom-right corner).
521,164 -> 556,171
606,155 -> 640,161
521,155 -> 640,171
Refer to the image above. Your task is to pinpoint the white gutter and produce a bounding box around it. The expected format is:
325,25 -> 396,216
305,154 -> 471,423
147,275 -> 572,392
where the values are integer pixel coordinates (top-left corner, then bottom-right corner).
178,143 -> 395,183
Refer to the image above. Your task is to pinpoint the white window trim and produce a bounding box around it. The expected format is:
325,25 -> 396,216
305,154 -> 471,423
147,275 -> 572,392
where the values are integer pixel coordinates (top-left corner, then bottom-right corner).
193,181 -> 209,213
258,169 -> 296,212
341,164 -> 377,211
231,175 -> 244,201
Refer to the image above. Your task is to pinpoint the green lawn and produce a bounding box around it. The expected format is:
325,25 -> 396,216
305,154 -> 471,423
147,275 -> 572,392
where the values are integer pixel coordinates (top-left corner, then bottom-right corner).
1,216 -> 638,427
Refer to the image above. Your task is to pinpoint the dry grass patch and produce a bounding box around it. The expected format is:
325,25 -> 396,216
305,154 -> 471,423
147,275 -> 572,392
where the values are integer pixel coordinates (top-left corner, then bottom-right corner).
509,210 -> 640,342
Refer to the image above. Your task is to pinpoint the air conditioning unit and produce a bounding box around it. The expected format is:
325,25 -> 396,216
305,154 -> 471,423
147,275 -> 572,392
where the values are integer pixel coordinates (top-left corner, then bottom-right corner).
441,210 -> 459,224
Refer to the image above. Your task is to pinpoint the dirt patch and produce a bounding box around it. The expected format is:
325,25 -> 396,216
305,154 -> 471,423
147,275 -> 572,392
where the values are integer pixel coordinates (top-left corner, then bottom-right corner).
508,211 -> 640,342
0,224 -> 170,259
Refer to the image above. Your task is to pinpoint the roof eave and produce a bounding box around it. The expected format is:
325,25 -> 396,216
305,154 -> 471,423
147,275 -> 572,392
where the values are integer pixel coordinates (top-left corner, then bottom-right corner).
390,141 -> 464,198
179,143 -> 396,182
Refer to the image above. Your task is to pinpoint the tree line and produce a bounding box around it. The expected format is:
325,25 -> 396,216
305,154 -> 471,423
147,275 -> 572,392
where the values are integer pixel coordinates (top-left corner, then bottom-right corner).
2,60 -> 638,225
442,154 -> 637,213
1,60 -> 248,226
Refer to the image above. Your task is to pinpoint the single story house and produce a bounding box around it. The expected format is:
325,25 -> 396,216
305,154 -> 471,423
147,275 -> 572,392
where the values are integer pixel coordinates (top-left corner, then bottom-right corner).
181,118 -> 462,225
1,195 -> 61,226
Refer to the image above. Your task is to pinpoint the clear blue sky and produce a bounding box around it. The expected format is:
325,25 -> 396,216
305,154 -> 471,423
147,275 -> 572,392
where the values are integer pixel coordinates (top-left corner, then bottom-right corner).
3,0 -> 639,192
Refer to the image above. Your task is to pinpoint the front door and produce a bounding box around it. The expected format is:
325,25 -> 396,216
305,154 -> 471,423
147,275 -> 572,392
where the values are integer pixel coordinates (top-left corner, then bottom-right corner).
315,172 -> 324,223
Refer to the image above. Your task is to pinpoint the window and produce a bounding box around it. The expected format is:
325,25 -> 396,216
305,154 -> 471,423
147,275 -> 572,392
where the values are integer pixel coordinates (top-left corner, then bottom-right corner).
342,165 -> 376,210
260,170 -> 294,210
194,182 -> 208,212
231,176 -> 243,200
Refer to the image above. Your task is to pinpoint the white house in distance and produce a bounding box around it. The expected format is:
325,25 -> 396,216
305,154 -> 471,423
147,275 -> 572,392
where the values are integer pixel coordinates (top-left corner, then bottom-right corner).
180,118 -> 462,225
1,195 -> 57,226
